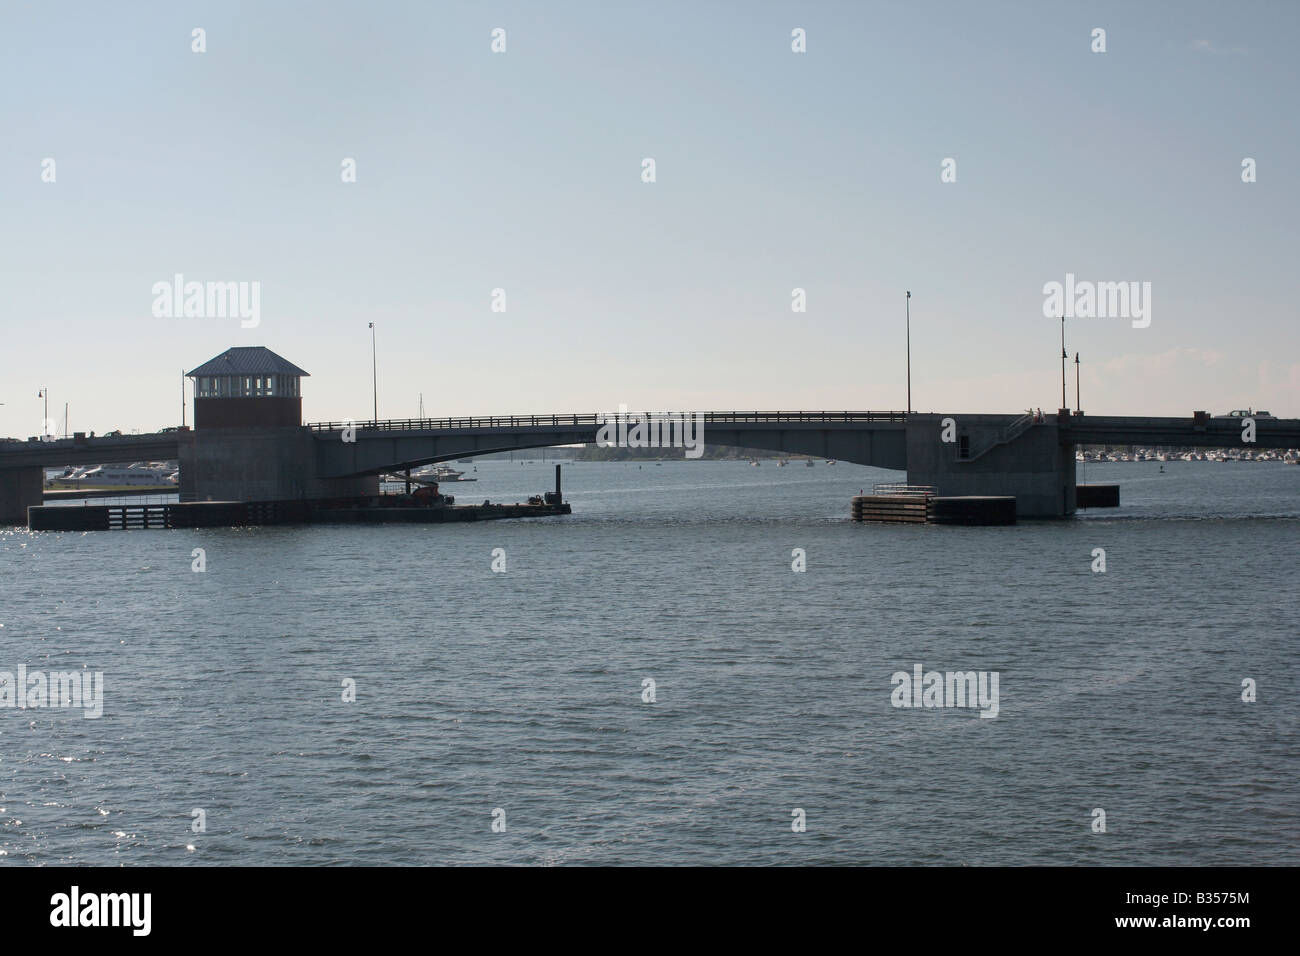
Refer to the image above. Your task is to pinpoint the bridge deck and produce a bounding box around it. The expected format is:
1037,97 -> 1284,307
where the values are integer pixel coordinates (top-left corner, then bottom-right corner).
2,411 -> 1296,470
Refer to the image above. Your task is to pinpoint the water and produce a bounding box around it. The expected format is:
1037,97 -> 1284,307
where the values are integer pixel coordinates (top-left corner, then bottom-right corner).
1,459 -> 1296,865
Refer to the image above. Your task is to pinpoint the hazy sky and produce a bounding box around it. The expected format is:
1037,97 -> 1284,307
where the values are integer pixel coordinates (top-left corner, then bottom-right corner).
2,0 -> 1296,437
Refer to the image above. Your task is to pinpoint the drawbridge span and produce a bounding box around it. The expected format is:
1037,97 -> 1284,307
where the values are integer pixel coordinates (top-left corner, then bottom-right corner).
307,411 -> 911,477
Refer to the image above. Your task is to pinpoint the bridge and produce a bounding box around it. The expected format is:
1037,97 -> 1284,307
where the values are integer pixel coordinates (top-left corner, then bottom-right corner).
301,410 -> 1300,477
3,411 -> 1298,524
308,411 -> 911,476
0,433 -> 183,470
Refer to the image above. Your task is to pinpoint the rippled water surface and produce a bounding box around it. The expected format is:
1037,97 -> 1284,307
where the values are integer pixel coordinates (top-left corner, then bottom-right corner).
1,459 -> 1297,865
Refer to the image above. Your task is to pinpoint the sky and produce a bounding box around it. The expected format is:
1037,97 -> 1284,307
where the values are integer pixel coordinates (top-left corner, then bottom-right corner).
1,0 -> 1297,437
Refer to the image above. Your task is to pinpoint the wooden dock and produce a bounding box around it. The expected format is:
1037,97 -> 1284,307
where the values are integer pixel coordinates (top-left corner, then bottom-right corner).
851,495 -> 932,523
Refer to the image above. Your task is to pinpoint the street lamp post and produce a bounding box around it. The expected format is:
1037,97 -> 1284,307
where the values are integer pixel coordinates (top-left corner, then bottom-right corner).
368,322 -> 377,424
1060,315 -> 1067,412
37,387 -> 48,440
905,291 -> 912,415
1074,352 -> 1081,414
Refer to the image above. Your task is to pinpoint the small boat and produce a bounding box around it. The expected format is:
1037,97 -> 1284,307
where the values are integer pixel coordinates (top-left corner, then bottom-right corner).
805,459 -> 814,467
52,462 -> 176,487
408,464 -> 475,482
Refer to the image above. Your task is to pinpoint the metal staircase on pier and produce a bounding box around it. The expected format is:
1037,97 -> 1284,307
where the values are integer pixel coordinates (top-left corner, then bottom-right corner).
958,414 -> 1035,462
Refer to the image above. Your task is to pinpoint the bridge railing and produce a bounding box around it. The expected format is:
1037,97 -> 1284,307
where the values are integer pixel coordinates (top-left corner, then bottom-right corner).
306,411 -> 909,432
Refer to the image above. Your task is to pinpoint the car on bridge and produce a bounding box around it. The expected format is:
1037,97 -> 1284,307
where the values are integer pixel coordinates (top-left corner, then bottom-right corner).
1216,409 -> 1274,418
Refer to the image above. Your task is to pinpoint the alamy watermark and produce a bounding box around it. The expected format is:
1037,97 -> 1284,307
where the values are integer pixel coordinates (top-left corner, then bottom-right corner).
151,274 -> 260,328
50,886 -> 150,935
890,664 -> 999,718
0,665 -> 103,718
1042,272 -> 1150,328
595,405 -> 705,459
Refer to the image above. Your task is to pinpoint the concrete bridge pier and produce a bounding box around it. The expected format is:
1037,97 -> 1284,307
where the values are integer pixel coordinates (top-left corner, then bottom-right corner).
0,466 -> 43,527
177,428 -> 377,503
905,414 -> 1076,518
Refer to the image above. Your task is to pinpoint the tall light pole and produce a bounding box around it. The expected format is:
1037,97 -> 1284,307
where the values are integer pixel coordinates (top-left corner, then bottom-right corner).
1060,315 -> 1067,411
905,291 -> 912,415
37,387 -> 48,439
1074,352 -> 1081,414
368,322 -> 377,423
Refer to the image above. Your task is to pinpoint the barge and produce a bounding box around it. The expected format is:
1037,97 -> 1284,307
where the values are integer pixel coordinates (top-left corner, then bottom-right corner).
27,468 -> 570,531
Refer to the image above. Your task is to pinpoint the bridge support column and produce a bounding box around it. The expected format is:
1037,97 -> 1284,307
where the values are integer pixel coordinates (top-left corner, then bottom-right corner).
180,427 -> 377,502
906,415 -> 1076,518
0,466 -> 43,527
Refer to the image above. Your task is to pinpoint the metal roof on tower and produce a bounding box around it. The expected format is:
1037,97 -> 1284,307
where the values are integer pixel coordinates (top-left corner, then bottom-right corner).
187,347 -> 310,378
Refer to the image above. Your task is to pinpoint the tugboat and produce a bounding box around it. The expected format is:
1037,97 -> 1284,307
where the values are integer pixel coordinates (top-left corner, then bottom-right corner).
411,482 -> 454,506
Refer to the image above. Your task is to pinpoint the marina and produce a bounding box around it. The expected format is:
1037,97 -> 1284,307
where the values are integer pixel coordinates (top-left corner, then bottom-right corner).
1076,448 -> 1297,463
